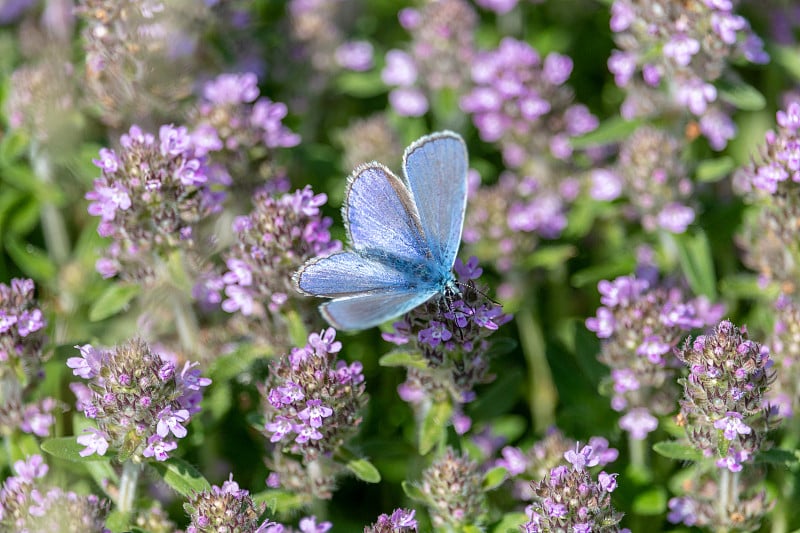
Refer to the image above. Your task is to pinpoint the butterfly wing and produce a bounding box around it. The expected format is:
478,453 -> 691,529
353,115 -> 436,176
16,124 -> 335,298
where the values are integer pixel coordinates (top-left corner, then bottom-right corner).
402,131 -> 468,269
320,287 -> 437,330
294,251 -> 437,330
294,250 -> 416,297
344,163 -> 429,263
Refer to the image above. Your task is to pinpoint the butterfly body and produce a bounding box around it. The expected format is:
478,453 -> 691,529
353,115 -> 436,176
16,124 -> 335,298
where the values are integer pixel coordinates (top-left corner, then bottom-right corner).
294,131 -> 468,330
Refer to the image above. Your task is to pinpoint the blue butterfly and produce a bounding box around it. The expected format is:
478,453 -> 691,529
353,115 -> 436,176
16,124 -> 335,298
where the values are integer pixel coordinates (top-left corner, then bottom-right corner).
293,131 -> 469,330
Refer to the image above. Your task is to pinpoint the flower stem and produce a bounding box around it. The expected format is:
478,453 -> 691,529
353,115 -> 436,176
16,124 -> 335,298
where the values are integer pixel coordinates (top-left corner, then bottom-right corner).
518,306 -> 557,432
30,143 -> 69,265
627,433 -> 649,475
172,295 -> 200,355
118,460 -> 141,514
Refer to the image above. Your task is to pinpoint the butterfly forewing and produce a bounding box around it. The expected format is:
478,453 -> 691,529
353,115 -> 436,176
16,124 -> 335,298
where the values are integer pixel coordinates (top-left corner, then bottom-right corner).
402,132 -> 469,270
294,251 -> 416,297
344,163 -> 430,263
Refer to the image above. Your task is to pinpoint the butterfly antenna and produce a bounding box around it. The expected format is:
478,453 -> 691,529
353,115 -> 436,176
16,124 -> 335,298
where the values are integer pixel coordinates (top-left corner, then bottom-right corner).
454,280 -> 499,306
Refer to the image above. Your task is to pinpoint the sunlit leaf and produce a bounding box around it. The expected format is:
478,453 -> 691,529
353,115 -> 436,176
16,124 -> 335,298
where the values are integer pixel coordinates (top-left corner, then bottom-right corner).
151,456 -> 211,496
41,436 -> 112,462
88,283 -> 141,322
652,441 -> 703,462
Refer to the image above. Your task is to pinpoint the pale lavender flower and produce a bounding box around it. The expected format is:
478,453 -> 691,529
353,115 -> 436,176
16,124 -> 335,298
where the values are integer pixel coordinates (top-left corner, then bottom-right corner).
68,339 -> 210,462
260,328 -> 366,500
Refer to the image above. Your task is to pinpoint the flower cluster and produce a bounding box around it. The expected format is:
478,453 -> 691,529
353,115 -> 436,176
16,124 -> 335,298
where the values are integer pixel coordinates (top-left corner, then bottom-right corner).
383,258 -> 511,424
463,168 -> 576,286
7,54 -> 81,147
0,455 -> 109,532
364,509 -> 418,533
767,295 -> 800,418
382,0 -> 477,116
735,102 -> 800,293
496,428 -> 618,502
595,126 -> 696,233
460,37 -> 596,166
676,320 -> 777,472
335,113 -> 402,173
184,474 -> 277,533
86,124 -> 225,281
196,186 -> 340,346
66,338 -> 211,462
75,0 -> 207,126
260,328 -> 367,499
0,278 -> 56,438
189,72 -> 300,196
586,269 -> 723,440
459,37 -> 600,253
0,278 -> 47,385
419,447 -> 486,529
608,0 -> 766,148
289,0 -> 350,73
667,470 -> 772,530
522,443 -> 627,533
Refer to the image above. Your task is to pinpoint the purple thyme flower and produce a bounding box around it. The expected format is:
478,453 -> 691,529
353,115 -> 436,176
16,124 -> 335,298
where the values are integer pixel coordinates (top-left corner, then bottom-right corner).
587,268 -> 722,438
676,320 -> 776,473
185,473 -> 279,532
260,328 -> 366,500
68,339 -> 210,462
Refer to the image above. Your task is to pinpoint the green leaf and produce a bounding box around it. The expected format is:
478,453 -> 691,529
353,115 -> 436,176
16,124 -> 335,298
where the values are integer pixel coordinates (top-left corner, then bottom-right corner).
632,487 -> 667,515
419,401 -> 452,455
695,156 -> 735,183
252,489 -> 307,515
5,433 -> 40,463
379,350 -> 428,369
208,343 -> 268,382
491,512 -> 529,533
84,459 -> 120,497
522,244 -> 577,270
247,412 -> 266,432
401,481 -> 428,503
335,70 -> 386,97
771,44 -> 800,82
88,283 -> 141,321
285,309 -> 309,348
0,128 -> 29,163
569,117 -> 641,149
462,526 -> 482,533
346,458 -> 381,483
41,436 -> 112,462
104,510 -> 132,533
671,231 -> 717,299
652,441 -> 704,462
570,256 -> 637,288
754,448 -> 800,467
482,466 -> 507,490
5,237 -> 56,282
718,79 -> 766,111
483,337 -> 518,359
151,456 -> 211,496
6,194 -> 40,235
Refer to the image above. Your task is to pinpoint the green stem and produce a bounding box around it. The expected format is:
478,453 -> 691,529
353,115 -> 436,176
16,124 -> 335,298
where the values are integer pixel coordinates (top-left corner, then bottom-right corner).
517,306 -> 557,432
627,432 -> 648,475
30,143 -> 69,265
118,461 -> 141,514
171,294 -> 200,355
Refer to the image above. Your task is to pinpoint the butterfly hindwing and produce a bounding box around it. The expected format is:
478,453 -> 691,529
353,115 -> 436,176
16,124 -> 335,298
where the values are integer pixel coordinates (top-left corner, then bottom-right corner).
320,287 -> 437,330
402,131 -> 468,270
344,163 -> 430,262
